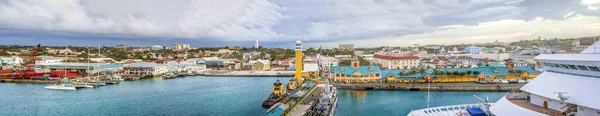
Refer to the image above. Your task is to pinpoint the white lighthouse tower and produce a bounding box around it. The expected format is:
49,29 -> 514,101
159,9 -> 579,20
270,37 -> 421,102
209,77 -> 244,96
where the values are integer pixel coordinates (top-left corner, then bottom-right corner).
254,40 -> 259,48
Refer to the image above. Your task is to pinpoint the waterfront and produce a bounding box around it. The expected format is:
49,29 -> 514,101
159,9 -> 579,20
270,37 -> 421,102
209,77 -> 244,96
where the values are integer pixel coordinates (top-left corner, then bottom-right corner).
0,76 -> 291,116
1,76 -> 508,116
335,90 -> 506,116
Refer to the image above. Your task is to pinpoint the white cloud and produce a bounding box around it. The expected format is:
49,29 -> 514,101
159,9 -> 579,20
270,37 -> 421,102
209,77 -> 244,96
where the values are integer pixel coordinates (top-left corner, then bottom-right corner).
0,0 -> 599,46
307,16 -> 600,48
0,0 -> 285,41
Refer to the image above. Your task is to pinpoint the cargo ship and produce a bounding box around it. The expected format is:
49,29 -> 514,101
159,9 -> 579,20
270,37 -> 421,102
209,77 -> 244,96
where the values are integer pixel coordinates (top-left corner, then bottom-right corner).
262,79 -> 286,108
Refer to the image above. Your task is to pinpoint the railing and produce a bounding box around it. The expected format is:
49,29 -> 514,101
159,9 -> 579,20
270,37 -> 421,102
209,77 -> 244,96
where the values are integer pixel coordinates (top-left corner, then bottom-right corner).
407,103 -> 492,116
506,92 -> 528,100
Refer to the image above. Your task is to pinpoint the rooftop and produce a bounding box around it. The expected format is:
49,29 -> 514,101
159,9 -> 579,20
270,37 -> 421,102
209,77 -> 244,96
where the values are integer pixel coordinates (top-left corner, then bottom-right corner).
373,54 -> 419,60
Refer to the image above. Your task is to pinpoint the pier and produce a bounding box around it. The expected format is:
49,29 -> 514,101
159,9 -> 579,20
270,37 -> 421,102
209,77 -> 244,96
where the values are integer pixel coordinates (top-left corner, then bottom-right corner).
333,83 -> 525,92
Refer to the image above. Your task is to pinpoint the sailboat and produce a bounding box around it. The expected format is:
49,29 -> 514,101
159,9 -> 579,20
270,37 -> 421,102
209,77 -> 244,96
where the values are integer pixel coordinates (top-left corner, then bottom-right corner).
45,77 -> 76,91
46,47 -> 77,91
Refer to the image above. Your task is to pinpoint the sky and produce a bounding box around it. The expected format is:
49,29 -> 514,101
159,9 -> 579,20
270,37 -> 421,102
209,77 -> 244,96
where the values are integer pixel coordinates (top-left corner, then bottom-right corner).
1,0 -> 600,48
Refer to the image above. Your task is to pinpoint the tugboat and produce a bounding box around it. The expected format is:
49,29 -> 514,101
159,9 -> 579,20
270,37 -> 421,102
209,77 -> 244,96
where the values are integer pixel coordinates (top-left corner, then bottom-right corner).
262,79 -> 287,108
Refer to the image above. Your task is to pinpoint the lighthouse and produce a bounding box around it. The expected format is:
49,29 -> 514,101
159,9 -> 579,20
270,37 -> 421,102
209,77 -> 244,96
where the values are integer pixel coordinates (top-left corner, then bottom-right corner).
254,40 -> 259,48
288,40 -> 304,91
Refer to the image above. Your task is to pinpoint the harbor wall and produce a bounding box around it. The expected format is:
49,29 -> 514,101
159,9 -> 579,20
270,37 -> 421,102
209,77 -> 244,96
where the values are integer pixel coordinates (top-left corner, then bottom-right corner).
197,70 -> 294,77
333,83 -> 525,92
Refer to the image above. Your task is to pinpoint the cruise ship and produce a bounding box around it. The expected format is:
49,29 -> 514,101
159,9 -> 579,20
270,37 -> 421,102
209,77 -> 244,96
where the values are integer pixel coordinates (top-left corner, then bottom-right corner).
408,40 -> 600,116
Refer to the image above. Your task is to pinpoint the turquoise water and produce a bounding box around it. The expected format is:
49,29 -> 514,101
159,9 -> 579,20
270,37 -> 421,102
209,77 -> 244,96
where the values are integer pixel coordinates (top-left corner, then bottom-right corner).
0,76 -> 290,116
335,90 -> 506,116
0,77 -> 506,116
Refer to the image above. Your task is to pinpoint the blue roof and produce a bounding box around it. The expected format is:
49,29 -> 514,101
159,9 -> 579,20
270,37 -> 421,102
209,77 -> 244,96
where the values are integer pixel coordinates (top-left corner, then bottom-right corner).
266,104 -> 285,116
379,66 -> 540,79
330,66 -> 381,75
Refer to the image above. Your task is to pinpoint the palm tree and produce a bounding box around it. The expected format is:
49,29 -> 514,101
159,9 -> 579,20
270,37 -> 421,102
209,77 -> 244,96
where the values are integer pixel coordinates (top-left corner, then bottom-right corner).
446,70 -> 453,82
473,71 -> 481,81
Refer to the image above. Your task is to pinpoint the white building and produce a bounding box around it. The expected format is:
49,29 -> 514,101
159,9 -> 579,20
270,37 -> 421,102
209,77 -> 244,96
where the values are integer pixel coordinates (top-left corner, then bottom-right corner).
463,46 -> 482,54
125,62 -> 168,76
373,54 -> 420,69
318,57 -> 339,73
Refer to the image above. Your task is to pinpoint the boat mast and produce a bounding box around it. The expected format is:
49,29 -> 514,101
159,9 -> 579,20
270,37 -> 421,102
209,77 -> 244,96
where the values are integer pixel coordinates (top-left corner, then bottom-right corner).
64,47 -> 68,79
97,45 -> 101,80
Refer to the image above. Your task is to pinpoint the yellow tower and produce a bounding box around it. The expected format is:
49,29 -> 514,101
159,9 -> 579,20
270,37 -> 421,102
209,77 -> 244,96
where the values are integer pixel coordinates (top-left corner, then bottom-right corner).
294,40 -> 303,82
288,40 -> 303,91
272,79 -> 286,97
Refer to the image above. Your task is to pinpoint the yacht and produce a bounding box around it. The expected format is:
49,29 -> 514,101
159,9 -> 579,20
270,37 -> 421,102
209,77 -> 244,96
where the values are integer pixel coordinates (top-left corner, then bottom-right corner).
408,40 -> 600,116
45,78 -> 77,91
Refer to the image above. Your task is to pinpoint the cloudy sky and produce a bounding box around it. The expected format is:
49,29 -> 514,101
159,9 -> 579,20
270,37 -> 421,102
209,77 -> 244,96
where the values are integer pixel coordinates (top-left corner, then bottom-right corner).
1,0 -> 599,48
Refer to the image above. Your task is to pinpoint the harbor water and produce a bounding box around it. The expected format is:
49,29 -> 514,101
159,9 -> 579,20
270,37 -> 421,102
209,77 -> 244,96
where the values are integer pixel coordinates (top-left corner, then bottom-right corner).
0,76 -> 506,116
0,76 -> 291,116
335,90 -> 506,116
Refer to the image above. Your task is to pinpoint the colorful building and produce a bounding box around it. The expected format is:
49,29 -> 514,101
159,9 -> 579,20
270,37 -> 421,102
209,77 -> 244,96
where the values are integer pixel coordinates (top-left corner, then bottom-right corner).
330,60 -> 382,83
380,66 -> 541,83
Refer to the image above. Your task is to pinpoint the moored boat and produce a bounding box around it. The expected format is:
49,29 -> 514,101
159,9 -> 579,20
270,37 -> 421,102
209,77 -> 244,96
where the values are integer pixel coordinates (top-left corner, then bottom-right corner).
45,78 -> 76,91
262,79 -> 287,108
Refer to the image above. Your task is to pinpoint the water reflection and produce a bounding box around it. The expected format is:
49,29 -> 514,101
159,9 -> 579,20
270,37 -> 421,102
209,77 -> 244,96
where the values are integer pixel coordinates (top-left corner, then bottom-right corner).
345,90 -> 368,102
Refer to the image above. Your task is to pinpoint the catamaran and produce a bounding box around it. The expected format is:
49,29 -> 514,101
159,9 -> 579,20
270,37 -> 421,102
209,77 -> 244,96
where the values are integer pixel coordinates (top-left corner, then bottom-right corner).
45,77 -> 76,91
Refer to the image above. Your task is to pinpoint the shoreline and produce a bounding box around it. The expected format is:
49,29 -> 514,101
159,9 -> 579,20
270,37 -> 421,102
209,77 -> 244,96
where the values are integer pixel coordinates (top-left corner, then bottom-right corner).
197,70 -> 294,77
333,83 -> 525,92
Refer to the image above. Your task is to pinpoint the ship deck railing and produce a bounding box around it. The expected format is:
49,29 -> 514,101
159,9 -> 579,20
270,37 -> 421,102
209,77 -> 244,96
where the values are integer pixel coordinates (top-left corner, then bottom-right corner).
407,103 -> 490,116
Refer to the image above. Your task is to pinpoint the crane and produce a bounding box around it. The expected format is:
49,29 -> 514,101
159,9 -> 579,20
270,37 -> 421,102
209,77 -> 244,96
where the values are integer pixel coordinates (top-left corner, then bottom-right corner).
15,44 -> 43,79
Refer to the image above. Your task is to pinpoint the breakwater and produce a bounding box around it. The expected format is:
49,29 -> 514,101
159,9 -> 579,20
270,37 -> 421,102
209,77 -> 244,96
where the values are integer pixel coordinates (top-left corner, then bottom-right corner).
333,83 -> 525,92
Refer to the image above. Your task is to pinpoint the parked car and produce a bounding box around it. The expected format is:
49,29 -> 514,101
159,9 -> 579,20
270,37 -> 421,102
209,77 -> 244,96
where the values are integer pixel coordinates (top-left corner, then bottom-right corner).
518,80 -> 527,83
500,80 -> 509,84
476,81 -> 488,84
508,80 -> 519,84
492,79 -> 501,83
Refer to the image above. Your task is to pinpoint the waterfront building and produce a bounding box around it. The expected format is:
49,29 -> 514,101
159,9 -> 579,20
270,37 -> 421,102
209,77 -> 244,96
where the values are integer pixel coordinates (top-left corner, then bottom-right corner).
124,62 -> 167,76
373,54 -> 420,70
302,63 -> 319,78
251,60 -> 271,71
380,65 -> 540,83
463,46 -> 482,54
45,63 -> 123,77
338,44 -> 354,51
330,60 -> 382,83
488,40 -> 600,116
